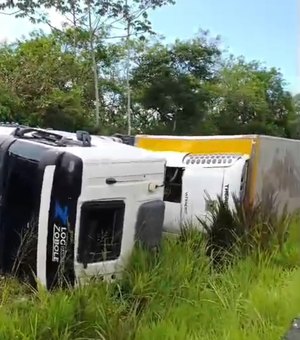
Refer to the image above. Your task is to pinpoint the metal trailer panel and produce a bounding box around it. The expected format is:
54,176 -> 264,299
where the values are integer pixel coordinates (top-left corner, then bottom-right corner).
244,137 -> 260,207
255,135 -> 300,214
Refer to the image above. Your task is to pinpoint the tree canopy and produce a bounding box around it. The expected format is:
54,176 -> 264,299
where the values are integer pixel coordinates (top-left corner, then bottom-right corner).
0,2 -> 297,137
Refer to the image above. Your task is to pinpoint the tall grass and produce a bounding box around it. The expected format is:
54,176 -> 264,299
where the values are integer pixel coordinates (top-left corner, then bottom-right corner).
197,192 -> 294,267
0,194 -> 299,339
0,222 -> 298,338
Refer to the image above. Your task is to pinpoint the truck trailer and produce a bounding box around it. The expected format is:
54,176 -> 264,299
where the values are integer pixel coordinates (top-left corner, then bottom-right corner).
127,134 -> 300,233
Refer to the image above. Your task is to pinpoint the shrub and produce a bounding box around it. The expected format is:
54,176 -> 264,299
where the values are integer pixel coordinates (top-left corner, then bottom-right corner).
197,192 -> 293,267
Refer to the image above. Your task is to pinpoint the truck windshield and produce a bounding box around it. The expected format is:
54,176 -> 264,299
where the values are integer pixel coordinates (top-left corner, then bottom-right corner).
0,142 -> 43,278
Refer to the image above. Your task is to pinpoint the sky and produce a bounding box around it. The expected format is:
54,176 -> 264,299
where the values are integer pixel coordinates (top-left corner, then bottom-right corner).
0,0 -> 299,94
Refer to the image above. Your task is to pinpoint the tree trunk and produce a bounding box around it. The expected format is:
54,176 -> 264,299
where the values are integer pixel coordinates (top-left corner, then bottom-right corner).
88,1 -> 100,129
71,5 -> 77,56
125,1 -> 131,135
173,112 -> 177,132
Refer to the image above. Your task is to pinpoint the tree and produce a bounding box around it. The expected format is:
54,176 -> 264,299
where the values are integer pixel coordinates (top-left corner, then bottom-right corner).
0,4 -> 296,137
0,33 -> 91,130
207,58 -> 296,137
0,0 -> 175,131
130,31 -> 221,134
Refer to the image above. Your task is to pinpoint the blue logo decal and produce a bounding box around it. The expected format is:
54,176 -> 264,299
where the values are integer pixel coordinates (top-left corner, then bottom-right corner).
54,201 -> 69,225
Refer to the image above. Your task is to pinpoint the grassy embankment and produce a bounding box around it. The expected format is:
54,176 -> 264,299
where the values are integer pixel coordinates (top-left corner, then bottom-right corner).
0,198 -> 300,339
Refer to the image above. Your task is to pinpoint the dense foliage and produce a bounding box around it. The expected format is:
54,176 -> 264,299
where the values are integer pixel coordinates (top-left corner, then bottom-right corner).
0,1 -> 298,136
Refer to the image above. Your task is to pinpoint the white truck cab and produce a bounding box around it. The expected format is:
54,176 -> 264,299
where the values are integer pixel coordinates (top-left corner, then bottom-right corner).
160,152 -> 249,233
0,126 -> 166,289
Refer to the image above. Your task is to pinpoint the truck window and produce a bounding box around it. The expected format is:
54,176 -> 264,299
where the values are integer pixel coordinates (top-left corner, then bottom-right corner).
164,167 -> 184,203
78,200 -> 125,267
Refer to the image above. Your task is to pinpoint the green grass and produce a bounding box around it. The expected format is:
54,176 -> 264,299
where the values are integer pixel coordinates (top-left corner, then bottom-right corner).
0,222 -> 300,339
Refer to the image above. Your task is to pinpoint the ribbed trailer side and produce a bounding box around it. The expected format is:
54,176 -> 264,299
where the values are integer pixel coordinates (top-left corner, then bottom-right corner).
255,135 -> 300,214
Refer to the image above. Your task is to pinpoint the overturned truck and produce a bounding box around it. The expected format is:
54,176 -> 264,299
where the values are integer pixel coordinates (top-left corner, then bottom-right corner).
0,126 -> 166,289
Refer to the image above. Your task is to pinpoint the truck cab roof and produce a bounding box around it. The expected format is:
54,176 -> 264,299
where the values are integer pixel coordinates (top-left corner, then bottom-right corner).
1,127 -> 166,165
